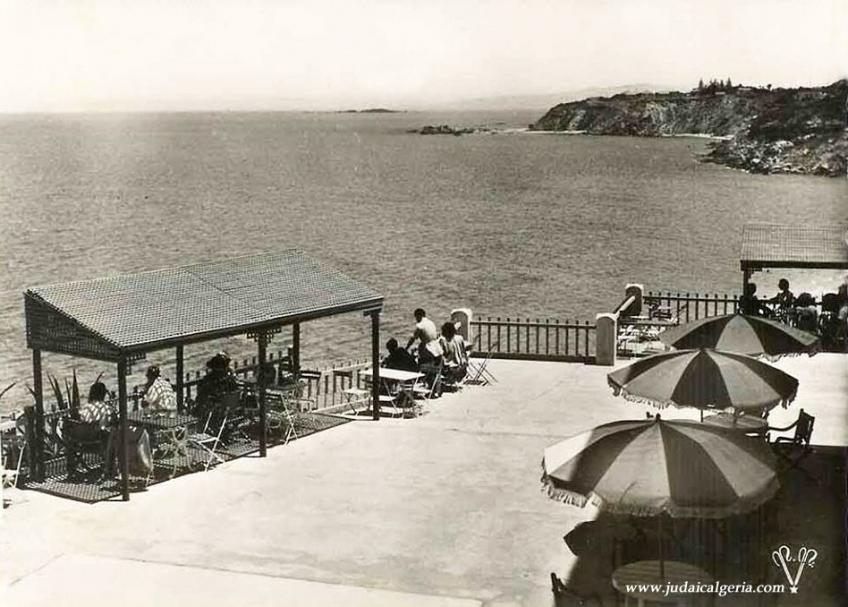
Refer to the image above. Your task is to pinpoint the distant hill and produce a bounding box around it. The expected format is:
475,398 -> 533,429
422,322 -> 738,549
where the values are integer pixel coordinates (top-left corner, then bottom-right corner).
429,84 -> 673,111
530,80 -> 847,177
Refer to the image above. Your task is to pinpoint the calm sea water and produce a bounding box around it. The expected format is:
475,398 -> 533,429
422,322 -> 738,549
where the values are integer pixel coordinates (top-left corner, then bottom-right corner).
0,111 -> 846,412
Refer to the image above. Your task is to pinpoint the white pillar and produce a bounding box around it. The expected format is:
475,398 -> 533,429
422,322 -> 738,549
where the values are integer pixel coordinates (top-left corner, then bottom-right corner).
450,308 -> 473,343
595,313 -> 617,366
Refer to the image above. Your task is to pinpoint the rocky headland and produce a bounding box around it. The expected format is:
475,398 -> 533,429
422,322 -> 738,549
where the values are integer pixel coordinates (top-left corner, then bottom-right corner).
531,80 -> 847,177
414,124 -> 491,136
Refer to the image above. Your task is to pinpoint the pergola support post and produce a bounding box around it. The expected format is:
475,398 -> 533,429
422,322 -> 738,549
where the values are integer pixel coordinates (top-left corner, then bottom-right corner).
257,331 -> 268,457
292,323 -> 301,377
369,310 -> 380,420
175,345 -> 184,412
117,357 -> 130,501
31,348 -> 45,481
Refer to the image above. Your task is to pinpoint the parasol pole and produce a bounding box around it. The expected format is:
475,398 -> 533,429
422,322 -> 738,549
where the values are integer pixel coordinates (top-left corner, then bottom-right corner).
659,513 -> 665,580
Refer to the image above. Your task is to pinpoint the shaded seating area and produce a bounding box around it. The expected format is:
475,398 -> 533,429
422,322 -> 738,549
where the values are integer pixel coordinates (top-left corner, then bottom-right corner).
21,250 -> 384,501
740,222 -> 848,349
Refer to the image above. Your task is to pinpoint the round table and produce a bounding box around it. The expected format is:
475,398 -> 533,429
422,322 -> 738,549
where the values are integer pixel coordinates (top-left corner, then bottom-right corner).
612,560 -> 714,606
701,412 -> 769,434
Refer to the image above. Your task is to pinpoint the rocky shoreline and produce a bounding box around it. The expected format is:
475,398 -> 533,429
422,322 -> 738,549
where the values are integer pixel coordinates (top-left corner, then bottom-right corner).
530,80 -> 847,177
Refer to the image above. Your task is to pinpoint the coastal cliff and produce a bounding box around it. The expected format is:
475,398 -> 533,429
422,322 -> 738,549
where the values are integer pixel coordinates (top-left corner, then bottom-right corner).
531,80 -> 847,176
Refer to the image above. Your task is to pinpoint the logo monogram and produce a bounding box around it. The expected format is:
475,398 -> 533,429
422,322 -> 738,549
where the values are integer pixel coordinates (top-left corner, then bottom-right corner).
771,544 -> 817,593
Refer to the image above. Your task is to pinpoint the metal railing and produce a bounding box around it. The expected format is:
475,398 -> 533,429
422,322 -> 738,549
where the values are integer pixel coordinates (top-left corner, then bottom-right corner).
643,291 -> 740,324
470,316 -> 595,362
180,351 -> 372,412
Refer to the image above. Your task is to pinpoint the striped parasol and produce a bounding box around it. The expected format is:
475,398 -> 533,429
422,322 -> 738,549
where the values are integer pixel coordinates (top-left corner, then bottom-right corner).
607,348 -> 798,412
541,416 -> 779,519
658,314 -> 819,360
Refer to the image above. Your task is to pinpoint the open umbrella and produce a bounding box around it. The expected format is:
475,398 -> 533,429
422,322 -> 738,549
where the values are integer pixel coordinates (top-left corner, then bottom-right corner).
607,348 -> 798,413
542,416 -> 779,576
658,313 -> 819,360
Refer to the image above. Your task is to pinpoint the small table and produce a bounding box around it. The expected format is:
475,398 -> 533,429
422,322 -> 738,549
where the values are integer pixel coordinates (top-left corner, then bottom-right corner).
612,560 -> 714,606
127,411 -> 197,431
359,369 -> 425,416
701,412 -> 768,435
127,412 -> 200,477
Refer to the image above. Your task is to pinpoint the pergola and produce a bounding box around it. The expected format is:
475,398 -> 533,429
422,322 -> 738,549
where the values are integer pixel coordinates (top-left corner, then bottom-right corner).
24,250 -> 384,500
740,222 -> 848,291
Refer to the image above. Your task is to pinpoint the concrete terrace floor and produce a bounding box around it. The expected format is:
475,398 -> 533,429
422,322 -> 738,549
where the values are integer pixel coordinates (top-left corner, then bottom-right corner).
1,355 -> 846,607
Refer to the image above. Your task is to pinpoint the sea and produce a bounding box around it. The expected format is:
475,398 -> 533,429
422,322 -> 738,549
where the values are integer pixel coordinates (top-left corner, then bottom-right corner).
0,110 -> 846,413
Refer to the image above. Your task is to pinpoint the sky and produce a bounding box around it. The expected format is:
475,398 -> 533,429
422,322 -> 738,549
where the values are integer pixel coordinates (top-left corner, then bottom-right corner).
0,0 -> 845,112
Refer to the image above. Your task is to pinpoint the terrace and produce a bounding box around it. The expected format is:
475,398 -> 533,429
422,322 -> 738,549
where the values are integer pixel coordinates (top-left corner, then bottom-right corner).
3,223 -> 847,605
2,355 -> 846,606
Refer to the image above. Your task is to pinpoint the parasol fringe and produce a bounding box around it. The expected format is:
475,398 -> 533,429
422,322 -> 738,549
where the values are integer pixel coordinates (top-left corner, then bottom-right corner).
541,459 -> 781,520
614,386 -> 798,411
617,388 -> 680,410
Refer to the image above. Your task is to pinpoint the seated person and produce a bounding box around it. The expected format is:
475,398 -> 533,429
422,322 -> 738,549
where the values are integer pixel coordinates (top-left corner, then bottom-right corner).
739,283 -> 770,317
66,380 -> 115,479
406,308 -> 444,392
142,365 -> 177,415
769,278 -> 795,312
837,276 -> 848,344
195,352 -> 239,431
440,322 -> 468,383
382,338 -> 418,372
794,292 -> 818,332
78,380 -> 115,430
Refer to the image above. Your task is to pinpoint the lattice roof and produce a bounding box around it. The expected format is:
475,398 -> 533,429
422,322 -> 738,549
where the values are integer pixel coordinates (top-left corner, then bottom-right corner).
741,223 -> 848,270
24,250 -> 383,361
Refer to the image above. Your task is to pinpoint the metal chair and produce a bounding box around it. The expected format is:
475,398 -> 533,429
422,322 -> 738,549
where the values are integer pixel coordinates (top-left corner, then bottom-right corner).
2,434 -> 26,489
466,342 -> 498,385
62,417 -> 113,480
768,408 -> 815,475
550,573 -> 603,607
265,390 -> 300,444
185,412 -> 227,471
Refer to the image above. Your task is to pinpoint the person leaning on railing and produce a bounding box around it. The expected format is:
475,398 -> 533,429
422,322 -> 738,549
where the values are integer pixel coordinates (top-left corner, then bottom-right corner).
405,308 -> 444,393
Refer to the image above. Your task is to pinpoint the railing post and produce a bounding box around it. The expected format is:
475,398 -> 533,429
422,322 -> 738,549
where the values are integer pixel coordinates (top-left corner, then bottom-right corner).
595,314 -> 616,366
554,319 -> 560,355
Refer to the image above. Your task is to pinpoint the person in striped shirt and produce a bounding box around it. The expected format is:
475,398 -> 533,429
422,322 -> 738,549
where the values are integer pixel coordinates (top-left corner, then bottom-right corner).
142,365 -> 177,415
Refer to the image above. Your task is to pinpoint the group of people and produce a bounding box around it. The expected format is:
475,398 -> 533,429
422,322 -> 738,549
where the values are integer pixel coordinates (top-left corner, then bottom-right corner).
383,308 -> 469,392
740,276 -> 848,341
64,365 -> 179,478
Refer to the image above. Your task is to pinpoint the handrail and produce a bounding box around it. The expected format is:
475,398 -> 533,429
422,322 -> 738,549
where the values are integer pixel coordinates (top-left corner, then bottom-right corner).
470,316 -> 595,362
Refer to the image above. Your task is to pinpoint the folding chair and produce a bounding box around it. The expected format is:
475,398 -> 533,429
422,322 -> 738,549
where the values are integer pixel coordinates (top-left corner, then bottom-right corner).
265,390 -> 300,444
62,417 -> 113,480
342,388 -> 370,414
186,412 -> 227,471
550,572 -> 602,607
466,343 -> 498,385
414,359 -> 444,401
768,409 -> 815,476
2,434 -> 26,489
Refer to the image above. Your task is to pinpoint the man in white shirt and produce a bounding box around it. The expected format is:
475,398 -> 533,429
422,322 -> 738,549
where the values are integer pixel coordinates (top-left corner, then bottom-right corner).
406,308 -> 443,363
